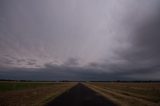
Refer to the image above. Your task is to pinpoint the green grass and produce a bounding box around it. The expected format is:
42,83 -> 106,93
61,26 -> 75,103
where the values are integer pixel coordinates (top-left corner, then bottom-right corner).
0,82 -> 63,92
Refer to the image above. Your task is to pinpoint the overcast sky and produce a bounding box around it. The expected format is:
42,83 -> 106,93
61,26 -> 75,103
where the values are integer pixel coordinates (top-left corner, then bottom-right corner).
0,0 -> 160,80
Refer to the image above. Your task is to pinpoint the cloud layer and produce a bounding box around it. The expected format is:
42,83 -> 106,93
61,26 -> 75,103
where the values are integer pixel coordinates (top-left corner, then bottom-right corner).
0,0 -> 160,80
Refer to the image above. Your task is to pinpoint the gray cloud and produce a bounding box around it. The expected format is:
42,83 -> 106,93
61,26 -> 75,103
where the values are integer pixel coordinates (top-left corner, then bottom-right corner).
63,58 -> 79,66
0,0 -> 160,80
117,8 -> 160,74
27,62 -> 36,66
0,64 -> 129,81
17,59 -> 25,63
26,59 -> 37,65
97,3 -> 160,78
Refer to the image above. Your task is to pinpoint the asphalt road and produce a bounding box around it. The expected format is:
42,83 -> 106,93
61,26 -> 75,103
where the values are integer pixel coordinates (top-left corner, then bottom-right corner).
46,83 -> 117,106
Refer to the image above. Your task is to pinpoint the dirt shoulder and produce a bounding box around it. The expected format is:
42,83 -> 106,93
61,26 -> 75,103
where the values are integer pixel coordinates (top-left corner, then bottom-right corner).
46,83 -> 117,106
86,83 -> 160,106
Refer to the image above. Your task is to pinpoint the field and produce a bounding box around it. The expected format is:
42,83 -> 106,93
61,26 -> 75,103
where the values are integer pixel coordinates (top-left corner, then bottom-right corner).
86,82 -> 160,106
0,82 -> 160,106
0,81 -> 75,106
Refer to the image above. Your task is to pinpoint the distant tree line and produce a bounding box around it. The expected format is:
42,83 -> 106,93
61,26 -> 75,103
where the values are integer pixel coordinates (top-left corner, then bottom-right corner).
0,79 -> 160,83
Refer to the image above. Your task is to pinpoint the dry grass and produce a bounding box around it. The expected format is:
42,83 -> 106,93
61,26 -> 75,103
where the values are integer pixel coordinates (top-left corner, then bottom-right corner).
86,82 -> 160,106
0,82 -> 76,106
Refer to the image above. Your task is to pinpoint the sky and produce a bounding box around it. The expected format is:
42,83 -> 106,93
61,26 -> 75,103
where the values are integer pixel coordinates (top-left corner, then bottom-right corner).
0,0 -> 160,80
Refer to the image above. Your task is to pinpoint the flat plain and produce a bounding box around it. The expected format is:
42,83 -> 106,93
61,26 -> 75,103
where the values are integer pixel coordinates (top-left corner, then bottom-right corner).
0,81 -> 75,106
87,82 -> 160,106
0,81 -> 160,106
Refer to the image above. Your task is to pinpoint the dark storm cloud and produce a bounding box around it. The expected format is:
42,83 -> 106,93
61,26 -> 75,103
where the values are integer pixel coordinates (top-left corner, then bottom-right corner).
131,13 -> 160,62
0,55 -> 15,67
1,0 -> 160,80
102,4 -> 160,78
16,59 -> 26,64
0,58 -> 13,66
63,58 -> 79,66
26,59 -> 37,65
0,55 -> 38,67
27,62 -> 36,66
0,64 -> 129,81
130,12 -> 160,66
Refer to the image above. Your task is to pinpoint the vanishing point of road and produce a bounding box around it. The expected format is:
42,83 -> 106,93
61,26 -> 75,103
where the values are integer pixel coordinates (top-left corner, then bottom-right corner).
46,83 -> 117,106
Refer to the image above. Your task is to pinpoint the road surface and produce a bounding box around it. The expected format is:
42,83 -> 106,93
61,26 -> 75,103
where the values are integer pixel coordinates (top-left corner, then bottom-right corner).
46,83 -> 117,106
